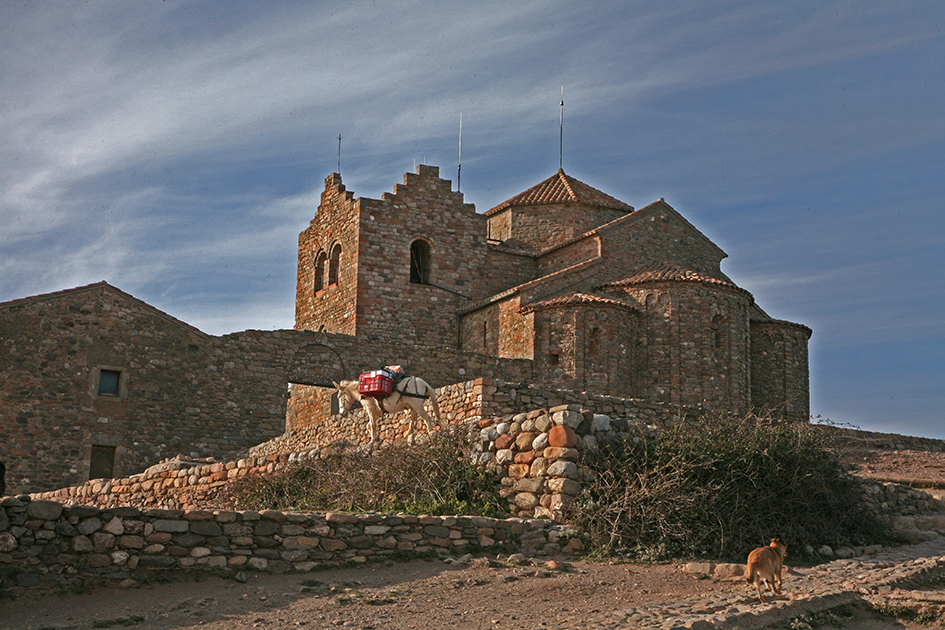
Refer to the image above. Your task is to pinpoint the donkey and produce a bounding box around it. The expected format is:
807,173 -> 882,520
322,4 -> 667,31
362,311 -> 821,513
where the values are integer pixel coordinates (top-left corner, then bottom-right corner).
333,376 -> 443,443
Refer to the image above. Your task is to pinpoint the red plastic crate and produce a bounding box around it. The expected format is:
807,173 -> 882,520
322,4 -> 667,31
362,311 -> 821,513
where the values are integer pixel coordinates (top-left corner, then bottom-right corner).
358,371 -> 393,397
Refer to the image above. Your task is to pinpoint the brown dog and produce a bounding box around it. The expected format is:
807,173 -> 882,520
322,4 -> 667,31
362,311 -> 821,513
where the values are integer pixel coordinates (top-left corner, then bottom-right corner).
746,537 -> 787,603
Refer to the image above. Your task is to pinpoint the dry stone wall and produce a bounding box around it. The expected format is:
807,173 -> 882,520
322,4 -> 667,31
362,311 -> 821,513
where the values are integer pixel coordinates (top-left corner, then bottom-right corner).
0,495 -> 581,595
271,378 -> 680,458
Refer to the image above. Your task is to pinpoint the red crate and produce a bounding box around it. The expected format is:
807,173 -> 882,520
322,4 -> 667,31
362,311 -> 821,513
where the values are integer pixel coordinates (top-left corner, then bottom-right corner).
358,371 -> 393,397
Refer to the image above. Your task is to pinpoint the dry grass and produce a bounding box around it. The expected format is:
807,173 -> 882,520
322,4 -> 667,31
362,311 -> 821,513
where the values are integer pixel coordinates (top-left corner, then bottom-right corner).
227,427 -> 508,517
567,413 -> 895,562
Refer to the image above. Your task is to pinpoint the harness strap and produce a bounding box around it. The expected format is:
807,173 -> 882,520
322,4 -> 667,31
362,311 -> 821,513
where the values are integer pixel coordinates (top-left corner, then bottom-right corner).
397,378 -> 428,400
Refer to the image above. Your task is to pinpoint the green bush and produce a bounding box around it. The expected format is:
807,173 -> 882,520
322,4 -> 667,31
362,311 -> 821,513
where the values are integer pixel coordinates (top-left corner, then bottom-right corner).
568,413 -> 894,561
227,427 -> 508,518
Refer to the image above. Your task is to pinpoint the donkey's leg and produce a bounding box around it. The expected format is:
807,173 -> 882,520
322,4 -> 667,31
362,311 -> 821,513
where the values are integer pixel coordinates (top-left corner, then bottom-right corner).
415,402 -> 437,433
366,409 -> 378,443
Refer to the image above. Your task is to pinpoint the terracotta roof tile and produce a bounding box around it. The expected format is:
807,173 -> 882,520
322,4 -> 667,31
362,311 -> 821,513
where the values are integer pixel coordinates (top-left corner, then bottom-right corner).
521,292 -> 634,313
486,170 -> 634,215
596,262 -> 740,290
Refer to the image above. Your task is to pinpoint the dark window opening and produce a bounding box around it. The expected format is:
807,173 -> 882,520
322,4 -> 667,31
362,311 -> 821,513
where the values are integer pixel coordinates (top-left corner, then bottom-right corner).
89,445 -> 115,480
710,315 -> 726,349
328,244 -> 341,285
331,392 -> 340,415
410,239 -> 431,284
549,352 -> 560,367
588,327 -> 600,355
98,370 -> 121,396
314,250 -> 327,293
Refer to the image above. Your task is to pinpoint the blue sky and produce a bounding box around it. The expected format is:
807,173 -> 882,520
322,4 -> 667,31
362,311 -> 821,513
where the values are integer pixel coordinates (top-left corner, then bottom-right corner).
1,2 -> 942,439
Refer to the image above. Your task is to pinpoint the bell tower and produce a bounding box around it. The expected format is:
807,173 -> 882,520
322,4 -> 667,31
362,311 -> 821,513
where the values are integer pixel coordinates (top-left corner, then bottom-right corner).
295,166 -> 490,347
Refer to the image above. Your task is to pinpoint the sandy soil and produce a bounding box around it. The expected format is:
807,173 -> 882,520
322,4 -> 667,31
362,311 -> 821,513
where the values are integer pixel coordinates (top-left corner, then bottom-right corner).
845,447 -> 945,482
2,557 -> 736,630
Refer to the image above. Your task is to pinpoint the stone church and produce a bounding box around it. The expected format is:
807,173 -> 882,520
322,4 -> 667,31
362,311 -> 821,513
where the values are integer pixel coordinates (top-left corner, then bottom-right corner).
0,162 -> 810,495
294,164 -> 811,422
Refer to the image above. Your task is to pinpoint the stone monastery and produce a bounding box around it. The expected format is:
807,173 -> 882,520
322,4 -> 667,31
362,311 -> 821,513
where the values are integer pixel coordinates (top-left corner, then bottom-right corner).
297,165 -> 810,416
0,164 -> 810,495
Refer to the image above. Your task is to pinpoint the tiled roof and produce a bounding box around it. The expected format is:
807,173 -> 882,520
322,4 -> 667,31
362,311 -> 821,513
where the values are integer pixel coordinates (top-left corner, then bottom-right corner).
521,292 -> 634,313
596,262 -> 740,290
485,169 -> 634,215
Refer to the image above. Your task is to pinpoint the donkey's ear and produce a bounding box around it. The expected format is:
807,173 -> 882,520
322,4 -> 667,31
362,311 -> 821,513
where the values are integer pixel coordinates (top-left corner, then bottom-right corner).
332,381 -> 340,388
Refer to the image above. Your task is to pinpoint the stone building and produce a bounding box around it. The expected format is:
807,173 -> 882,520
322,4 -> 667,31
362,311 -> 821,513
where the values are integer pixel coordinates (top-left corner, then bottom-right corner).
0,282 -> 528,495
0,162 -> 811,494
295,165 -> 810,423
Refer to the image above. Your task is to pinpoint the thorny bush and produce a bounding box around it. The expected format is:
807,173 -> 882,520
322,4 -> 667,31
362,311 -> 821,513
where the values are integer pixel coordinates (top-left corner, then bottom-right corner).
567,413 -> 895,562
227,427 -> 508,518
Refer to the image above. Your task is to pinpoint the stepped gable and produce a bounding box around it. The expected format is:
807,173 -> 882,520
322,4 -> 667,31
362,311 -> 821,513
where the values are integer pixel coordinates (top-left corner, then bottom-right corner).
484,169 -> 634,215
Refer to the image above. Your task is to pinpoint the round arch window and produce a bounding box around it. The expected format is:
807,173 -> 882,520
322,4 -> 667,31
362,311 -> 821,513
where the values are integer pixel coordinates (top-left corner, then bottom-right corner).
410,239 -> 431,284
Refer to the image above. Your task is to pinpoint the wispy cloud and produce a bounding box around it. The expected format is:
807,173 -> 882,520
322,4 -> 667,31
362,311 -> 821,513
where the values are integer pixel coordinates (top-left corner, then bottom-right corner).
1,1 -> 943,437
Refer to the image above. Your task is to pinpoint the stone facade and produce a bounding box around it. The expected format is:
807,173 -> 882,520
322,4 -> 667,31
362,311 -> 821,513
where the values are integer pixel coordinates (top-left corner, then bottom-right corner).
0,283 -> 288,495
294,165 -> 811,428
0,160 -> 813,494
0,285 -> 531,495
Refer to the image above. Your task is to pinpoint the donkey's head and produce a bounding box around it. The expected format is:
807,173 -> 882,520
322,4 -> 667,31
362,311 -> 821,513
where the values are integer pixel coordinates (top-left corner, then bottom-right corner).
332,380 -> 361,415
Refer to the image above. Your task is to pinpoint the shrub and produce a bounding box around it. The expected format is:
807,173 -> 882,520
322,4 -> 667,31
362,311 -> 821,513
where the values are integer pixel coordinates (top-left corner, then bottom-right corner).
568,413 -> 893,561
227,427 -> 508,518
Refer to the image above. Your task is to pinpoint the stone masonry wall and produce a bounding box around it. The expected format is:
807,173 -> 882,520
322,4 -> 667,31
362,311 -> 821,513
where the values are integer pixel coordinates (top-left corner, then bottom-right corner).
750,319 -> 813,422
297,166 -> 502,349
0,285 -> 287,495
11,376 -> 943,594
0,283 -> 533,495
295,173 -> 360,336
0,496 -> 581,594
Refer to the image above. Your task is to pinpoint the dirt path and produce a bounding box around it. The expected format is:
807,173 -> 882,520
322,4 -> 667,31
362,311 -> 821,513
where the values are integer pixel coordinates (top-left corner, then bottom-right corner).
2,557 -> 736,630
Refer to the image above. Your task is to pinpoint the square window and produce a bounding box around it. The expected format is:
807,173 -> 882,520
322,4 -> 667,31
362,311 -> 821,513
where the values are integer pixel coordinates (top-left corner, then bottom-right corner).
98,370 -> 121,396
89,445 -> 115,480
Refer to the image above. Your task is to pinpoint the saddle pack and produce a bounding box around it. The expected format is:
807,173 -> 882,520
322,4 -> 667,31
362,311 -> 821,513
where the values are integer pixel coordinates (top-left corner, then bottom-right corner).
358,365 -> 407,398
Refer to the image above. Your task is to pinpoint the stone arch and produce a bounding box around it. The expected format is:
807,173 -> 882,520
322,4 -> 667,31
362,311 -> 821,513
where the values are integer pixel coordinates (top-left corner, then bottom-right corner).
286,343 -> 347,387
328,242 -> 342,286
314,250 -> 328,293
709,313 -> 727,349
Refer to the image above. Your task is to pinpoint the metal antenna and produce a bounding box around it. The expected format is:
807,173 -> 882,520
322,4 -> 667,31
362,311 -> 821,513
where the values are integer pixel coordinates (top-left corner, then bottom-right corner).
457,112 -> 463,192
337,133 -> 342,174
559,87 -> 564,171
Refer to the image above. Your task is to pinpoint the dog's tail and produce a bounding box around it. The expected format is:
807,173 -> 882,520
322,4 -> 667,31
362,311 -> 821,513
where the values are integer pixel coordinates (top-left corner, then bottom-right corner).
745,566 -> 754,584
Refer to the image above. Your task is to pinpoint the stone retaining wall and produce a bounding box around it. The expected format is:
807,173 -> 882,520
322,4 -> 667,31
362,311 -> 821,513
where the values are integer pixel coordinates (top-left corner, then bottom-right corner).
251,378 -> 680,459
471,405 -> 659,519
14,378 -> 945,595
0,495 -> 581,595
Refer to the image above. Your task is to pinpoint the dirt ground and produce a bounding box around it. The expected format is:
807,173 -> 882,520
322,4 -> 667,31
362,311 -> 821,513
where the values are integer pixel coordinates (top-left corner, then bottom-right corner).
3,444 -> 945,630
845,446 -> 945,483
2,557 -> 736,630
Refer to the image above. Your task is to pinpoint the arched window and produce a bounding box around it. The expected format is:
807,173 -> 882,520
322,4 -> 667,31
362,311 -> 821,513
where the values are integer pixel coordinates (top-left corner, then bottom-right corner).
587,326 -> 600,356
328,243 -> 342,286
314,250 -> 327,293
410,239 -> 431,284
709,314 -> 726,349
